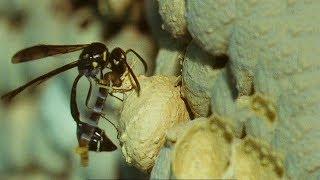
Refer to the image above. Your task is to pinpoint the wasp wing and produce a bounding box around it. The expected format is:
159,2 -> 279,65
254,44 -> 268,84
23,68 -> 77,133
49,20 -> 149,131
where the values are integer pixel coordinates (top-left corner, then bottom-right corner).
12,44 -> 89,63
1,61 -> 79,102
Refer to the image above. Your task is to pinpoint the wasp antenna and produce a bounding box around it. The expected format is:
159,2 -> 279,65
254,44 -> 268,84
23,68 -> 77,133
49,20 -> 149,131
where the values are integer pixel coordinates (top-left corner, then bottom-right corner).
125,49 -> 148,73
124,61 -> 141,95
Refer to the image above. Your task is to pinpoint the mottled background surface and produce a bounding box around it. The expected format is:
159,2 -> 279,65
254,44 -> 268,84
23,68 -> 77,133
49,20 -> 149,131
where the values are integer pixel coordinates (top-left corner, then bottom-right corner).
0,0 -> 155,179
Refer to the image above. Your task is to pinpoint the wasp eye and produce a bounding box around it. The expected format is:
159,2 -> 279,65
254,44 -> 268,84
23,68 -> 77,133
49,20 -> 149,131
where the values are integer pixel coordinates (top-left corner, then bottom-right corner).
93,54 -> 100,58
113,59 -> 120,65
92,62 -> 98,67
83,54 -> 90,59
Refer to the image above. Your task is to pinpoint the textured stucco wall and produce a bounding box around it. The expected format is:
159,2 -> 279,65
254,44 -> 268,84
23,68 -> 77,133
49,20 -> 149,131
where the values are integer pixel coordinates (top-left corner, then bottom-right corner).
148,0 -> 320,179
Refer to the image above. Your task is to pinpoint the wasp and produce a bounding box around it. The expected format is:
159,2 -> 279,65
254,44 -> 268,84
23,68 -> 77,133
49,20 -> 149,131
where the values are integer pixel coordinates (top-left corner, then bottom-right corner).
1,42 -> 147,165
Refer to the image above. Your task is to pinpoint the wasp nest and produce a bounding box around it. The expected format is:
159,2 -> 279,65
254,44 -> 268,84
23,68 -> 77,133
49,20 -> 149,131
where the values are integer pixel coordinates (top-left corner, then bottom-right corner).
145,0 -> 188,76
151,116 -> 285,179
119,75 -> 190,172
157,0 -> 189,39
182,42 -> 227,117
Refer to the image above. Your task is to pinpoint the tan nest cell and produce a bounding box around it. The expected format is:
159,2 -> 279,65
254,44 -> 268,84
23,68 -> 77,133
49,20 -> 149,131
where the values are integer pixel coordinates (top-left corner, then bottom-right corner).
234,138 -> 284,180
158,0 -> 189,39
170,117 -> 233,179
182,42 -> 227,117
119,75 -> 190,172
151,116 -> 285,179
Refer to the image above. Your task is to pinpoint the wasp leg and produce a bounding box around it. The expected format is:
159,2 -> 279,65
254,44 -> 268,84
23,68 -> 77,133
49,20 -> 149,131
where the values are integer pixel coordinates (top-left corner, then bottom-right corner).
174,75 -> 182,87
99,114 -> 120,139
111,87 -> 134,93
85,78 -> 94,109
108,93 -> 124,101
70,74 -> 83,124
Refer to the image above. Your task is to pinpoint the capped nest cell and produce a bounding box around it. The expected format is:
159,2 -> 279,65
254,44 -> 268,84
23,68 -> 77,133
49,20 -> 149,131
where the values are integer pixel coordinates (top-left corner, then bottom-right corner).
119,75 -> 190,172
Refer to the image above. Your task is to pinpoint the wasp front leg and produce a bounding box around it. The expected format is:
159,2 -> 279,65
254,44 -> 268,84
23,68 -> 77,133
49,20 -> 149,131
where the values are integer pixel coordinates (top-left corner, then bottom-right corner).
111,72 -> 135,93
